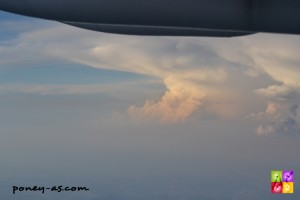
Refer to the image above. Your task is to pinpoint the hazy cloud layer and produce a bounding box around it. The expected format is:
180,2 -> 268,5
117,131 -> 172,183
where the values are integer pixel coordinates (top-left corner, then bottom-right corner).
1,21 -> 300,132
0,83 -> 139,95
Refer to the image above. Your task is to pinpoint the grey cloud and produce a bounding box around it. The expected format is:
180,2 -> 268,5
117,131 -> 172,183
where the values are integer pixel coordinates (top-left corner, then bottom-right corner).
277,117 -> 300,135
255,102 -> 300,136
290,104 -> 298,117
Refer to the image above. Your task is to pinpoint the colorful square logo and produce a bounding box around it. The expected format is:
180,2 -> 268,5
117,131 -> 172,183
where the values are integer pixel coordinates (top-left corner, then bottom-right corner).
271,170 -> 294,194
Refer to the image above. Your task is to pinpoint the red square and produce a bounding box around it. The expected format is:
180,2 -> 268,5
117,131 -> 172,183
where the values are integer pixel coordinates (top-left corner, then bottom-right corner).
271,182 -> 283,193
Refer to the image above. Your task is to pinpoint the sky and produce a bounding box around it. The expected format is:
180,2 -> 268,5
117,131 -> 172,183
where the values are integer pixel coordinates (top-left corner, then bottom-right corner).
0,10 -> 300,200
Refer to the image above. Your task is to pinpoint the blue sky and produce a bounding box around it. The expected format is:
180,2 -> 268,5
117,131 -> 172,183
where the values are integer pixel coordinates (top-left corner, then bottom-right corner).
0,10 -> 300,200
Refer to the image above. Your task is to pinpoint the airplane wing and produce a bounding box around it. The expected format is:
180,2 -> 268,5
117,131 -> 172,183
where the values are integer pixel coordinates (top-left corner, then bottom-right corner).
61,21 -> 256,37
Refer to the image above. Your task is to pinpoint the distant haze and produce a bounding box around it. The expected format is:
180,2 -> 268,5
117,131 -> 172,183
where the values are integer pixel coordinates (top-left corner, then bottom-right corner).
0,11 -> 299,200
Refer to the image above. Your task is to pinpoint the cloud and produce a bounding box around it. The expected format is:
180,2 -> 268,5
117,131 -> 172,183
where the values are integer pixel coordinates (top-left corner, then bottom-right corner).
1,20 -> 300,126
128,76 -> 204,122
237,34 -> 300,135
0,23 -> 242,122
253,101 -> 300,136
254,74 -> 300,135
290,104 -> 298,117
256,84 -> 300,100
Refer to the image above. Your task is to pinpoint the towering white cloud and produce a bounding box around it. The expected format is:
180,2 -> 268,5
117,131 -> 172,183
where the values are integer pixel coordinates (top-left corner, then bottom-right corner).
128,76 -> 204,122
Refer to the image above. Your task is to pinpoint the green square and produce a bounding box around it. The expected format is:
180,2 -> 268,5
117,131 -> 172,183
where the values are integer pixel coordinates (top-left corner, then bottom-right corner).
271,171 -> 282,182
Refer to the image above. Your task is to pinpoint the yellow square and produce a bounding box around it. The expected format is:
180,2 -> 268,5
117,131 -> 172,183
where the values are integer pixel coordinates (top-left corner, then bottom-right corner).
282,182 -> 294,194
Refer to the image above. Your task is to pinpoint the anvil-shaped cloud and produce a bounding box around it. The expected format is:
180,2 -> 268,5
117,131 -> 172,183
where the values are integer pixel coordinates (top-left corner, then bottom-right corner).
1,21 -> 300,130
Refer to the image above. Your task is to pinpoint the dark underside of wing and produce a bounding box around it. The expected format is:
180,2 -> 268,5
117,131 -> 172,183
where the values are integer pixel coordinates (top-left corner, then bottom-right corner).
61,21 -> 256,37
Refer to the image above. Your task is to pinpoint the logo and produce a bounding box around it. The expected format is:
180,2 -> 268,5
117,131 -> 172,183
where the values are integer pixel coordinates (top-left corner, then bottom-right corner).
271,170 -> 294,194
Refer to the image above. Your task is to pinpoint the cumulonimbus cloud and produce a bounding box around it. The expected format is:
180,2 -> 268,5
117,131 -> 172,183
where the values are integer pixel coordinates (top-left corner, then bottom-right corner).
1,21 -> 300,127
